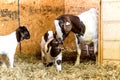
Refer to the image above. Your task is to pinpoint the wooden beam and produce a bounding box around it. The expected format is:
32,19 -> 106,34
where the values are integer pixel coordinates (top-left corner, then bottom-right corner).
98,0 -> 103,64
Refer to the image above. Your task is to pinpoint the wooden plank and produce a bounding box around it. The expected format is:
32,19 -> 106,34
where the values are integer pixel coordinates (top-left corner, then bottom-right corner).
103,41 -> 120,60
102,1 -> 120,21
65,0 -> 100,15
103,22 -> 120,40
102,0 -> 120,63
103,60 -> 120,64
98,0 -> 102,64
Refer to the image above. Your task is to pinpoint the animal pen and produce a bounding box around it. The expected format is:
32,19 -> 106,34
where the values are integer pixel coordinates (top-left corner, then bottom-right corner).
0,0 -> 120,79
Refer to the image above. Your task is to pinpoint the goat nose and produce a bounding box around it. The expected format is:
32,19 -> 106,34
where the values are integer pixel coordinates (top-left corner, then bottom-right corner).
60,41 -> 63,45
43,63 -> 47,66
56,43 -> 59,46
58,38 -> 62,41
46,62 -> 54,67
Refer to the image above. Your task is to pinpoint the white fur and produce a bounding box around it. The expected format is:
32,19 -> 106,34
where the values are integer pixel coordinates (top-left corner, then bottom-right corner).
74,34 -> 81,65
54,20 -> 63,40
55,52 -> 62,72
48,31 -> 54,39
40,30 -> 54,54
78,8 -> 98,54
86,45 -> 90,56
75,8 -> 98,65
0,32 -> 18,68
66,22 -> 70,26
78,8 -> 98,42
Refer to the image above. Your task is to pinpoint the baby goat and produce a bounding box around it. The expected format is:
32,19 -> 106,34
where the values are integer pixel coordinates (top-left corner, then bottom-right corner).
0,26 -> 30,68
40,30 -> 62,72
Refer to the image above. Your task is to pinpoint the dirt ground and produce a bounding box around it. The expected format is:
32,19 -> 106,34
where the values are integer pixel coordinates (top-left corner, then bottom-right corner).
0,51 -> 120,80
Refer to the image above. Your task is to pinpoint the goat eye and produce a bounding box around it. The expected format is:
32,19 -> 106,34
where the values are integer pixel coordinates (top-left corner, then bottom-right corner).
60,23 -> 64,28
59,20 -> 64,28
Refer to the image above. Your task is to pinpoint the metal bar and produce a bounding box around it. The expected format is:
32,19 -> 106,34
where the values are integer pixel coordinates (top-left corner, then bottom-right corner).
18,0 -> 21,54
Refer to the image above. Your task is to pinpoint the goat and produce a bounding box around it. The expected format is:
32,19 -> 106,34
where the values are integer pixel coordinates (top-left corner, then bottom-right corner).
54,8 -> 98,66
40,30 -> 62,72
0,26 -> 30,68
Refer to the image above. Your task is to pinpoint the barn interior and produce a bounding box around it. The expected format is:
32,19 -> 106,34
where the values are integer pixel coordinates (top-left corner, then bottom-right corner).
0,0 -> 120,79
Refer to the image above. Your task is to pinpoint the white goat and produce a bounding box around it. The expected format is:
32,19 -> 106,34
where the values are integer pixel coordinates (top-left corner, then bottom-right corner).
0,26 -> 30,68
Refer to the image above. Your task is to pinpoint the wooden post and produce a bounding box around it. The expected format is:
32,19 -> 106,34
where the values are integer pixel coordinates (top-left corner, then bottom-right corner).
98,0 -> 103,64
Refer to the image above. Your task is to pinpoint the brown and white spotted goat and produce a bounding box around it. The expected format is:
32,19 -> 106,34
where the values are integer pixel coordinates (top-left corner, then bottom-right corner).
54,8 -> 98,66
40,30 -> 62,72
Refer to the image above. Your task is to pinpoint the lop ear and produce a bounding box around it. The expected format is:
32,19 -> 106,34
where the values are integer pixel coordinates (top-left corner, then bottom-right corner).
16,28 -> 24,42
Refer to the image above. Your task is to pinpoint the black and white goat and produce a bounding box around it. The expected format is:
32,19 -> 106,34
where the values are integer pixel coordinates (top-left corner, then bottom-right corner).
40,30 -> 62,72
0,26 -> 30,68
54,8 -> 98,66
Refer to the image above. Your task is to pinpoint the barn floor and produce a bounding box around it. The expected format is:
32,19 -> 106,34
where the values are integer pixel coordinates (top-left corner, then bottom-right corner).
0,51 -> 120,80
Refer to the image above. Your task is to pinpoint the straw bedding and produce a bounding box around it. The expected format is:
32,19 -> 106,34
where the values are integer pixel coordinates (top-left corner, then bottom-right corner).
0,51 -> 120,80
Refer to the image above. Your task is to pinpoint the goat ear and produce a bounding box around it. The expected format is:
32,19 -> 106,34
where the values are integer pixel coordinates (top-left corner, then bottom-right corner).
16,30 -> 21,42
16,28 -> 24,42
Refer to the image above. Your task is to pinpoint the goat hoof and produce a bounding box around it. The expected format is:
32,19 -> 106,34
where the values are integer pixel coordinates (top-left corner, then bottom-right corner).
74,62 -> 79,66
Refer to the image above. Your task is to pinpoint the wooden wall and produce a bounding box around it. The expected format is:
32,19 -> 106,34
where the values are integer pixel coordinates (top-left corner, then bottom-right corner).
101,0 -> 120,63
0,0 -> 100,55
0,0 -> 64,55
